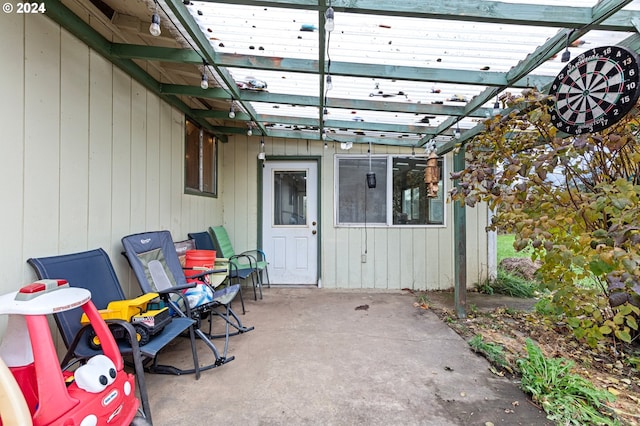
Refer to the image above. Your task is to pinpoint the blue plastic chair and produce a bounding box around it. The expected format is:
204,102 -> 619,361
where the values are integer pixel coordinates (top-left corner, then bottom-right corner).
27,248 -> 201,422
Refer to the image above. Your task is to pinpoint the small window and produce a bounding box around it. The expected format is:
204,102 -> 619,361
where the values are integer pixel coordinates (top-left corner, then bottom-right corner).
185,119 -> 218,197
392,157 -> 443,225
337,157 -> 387,224
336,155 -> 444,226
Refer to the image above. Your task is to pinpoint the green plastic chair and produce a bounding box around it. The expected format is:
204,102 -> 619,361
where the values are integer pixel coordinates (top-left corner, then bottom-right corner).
208,226 -> 270,300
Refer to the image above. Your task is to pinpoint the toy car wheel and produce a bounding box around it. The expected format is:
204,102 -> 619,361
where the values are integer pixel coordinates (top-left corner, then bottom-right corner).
134,325 -> 150,346
87,329 -> 102,350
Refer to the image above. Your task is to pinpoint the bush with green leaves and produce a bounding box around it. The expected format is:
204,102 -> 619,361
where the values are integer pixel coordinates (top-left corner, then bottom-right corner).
517,339 -> 617,425
450,89 -> 640,347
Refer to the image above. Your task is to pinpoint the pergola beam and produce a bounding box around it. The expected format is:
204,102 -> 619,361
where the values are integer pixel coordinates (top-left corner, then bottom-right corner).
192,0 -> 639,32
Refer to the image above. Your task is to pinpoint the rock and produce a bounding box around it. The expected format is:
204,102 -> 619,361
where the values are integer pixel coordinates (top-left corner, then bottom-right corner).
499,257 -> 541,281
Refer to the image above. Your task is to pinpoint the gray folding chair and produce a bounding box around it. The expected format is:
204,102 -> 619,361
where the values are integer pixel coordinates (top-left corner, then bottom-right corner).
121,231 -> 253,365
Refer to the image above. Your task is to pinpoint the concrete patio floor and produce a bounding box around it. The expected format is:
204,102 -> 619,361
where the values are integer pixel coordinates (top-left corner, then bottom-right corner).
141,287 -> 552,425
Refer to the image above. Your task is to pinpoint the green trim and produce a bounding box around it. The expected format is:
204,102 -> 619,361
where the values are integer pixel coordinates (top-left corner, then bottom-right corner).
256,158 -> 263,250
192,0 -> 638,31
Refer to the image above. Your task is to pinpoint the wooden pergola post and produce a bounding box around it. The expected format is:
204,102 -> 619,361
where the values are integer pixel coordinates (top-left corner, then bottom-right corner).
453,146 -> 467,319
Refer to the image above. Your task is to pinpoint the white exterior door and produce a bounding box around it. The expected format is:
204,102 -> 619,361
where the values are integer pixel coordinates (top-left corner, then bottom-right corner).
262,161 -> 318,285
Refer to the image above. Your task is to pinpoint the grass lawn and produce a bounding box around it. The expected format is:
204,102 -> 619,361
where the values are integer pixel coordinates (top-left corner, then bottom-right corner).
497,233 -> 531,262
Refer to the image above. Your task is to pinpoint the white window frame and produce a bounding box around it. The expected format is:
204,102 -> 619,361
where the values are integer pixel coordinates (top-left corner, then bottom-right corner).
334,154 -> 446,228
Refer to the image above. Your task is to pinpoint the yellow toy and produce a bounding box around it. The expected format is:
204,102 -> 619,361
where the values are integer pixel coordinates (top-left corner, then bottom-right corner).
80,293 -> 172,348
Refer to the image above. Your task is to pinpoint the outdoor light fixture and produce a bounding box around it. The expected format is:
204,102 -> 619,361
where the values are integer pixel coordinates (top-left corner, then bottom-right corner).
149,2 -> 161,37
325,6 -> 335,32
340,141 -> 352,150
149,12 -> 161,36
200,72 -> 208,90
228,103 -> 236,119
325,74 -> 333,91
366,140 -> 376,189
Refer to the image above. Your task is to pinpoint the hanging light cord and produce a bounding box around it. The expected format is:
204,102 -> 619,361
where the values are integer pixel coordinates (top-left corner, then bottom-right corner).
364,169 -> 368,256
323,9 -> 333,105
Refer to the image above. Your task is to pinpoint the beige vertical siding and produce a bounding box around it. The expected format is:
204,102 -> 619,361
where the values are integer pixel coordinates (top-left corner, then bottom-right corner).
221,135 -> 489,290
0,13 -> 223,304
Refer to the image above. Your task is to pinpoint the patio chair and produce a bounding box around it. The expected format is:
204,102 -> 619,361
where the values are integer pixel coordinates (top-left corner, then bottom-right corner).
179,236 -> 246,314
121,231 -> 253,362
208,226 -> 271,300
27,248 -> 201,422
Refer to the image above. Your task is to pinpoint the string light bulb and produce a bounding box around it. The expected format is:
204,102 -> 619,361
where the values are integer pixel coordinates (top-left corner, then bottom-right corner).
247,123 -> 253,136
325,74 -> 333,91
454,124 -> 461,139
325,6 -> 335,32
200,72 -> 208,89
228,103 -> 236,119
492,96 -> 500,116
149,2 -> 161,37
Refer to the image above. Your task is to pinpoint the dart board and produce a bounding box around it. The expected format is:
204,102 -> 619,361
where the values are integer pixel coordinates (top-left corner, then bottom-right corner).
549,45 -> 640,135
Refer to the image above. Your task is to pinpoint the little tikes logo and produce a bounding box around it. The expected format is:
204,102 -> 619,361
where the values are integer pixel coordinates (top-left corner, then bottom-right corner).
103,389 -> 118,406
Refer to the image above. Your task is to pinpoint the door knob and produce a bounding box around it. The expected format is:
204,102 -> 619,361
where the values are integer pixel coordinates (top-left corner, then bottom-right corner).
312,221 -> 317,226
312,230 -> 317,235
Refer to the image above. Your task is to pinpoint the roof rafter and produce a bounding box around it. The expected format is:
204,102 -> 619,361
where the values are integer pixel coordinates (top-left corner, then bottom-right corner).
194,0 -> 639,31
111,44 -> 555,89
183,91 -> 494,117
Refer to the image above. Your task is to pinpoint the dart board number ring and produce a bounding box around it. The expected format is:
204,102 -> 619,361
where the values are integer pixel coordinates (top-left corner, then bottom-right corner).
549,45 -> 640,135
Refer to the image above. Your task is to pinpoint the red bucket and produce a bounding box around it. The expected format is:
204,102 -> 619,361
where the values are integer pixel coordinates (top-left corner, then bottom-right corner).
184,250 -> 216,283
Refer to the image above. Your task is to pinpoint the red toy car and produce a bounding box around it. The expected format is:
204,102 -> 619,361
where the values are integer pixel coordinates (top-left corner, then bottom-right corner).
0,279 -> 141,425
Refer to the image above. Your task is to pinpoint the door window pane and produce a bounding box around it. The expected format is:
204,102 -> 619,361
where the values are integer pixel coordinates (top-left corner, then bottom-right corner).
273,171 -> 307,226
